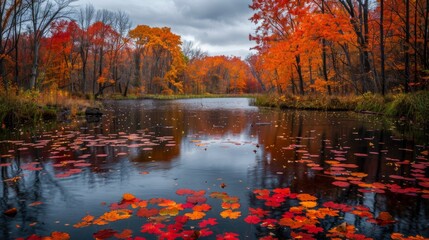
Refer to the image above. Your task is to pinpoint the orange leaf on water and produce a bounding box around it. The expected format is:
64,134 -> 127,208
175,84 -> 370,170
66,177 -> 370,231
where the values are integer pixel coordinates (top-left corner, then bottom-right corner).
221,202 -> 240,210
376,212 -> 396,225
50,231 -> 70,240
185,211 -> 206,220
192,204 -> 212,212
122,193 -> 136,201
114,229 -> 133,239
297,194 -> 317,201
300,201 -> 317,208
28,201 -> 43,207
220,209 -> 241,219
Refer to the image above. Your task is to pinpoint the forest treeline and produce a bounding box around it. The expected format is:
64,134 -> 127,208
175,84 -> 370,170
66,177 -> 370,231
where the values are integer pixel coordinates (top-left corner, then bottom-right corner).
0,0 -> 259,97
0,0 -> 428,98
249,0 -> 429,95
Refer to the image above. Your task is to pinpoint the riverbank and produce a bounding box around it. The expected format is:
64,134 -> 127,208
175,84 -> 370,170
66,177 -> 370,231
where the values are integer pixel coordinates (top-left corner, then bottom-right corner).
0,90 -> 94,127
254,91 -> 429,124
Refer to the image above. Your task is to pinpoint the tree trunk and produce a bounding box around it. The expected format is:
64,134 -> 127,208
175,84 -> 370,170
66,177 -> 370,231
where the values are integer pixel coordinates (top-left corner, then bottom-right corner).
321,0 -> 332,95
405,0 -> 410,92
295,54 -> 305,95
424,0 -> 429,68
29,42 -> 40,89
0,59 -> 7,91
380,0 -> 386,95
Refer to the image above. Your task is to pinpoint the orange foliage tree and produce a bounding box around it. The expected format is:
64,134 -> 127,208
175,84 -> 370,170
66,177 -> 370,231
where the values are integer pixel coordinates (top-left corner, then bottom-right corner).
184,55 -> 256,94
249,0 -> 429,95
129,25 -> 185,94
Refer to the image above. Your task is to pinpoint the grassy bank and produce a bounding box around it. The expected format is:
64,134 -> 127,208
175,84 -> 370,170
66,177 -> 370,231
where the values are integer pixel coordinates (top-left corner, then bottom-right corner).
0,90 -> 94,127
254,91 -> 429,124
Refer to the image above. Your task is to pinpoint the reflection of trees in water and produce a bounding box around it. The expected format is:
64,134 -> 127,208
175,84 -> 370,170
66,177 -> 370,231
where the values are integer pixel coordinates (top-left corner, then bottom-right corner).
0,151 -> 78,239
246,110 -> 429,238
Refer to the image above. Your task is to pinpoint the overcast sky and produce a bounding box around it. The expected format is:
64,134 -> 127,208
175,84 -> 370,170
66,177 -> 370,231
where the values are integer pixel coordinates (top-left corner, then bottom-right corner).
75,0 -> 256,58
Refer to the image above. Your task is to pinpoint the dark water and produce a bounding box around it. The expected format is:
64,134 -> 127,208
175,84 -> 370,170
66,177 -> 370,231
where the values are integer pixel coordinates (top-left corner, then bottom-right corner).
0,98 -> 428,239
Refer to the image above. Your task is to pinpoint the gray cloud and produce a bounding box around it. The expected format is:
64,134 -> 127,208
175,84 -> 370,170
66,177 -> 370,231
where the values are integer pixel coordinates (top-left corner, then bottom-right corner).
76,0 -> 255,58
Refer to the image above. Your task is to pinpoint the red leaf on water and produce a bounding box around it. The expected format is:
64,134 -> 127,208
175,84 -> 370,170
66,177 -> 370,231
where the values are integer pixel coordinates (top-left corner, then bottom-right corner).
175,215 -> 189,224
141,223 -> 165,234
259,236 -> 278,240
354,153 -> 368,157
176,188 -> 195,195
28,201 -> 43,207
198,218 -> 218,228
136,208 -> 159,218
24,234 -> 41,240
332,181 -> 350,188
216,232 -> 239,240
249,207 -> 269,218
3,207 -> 17,217
244,215 -> 261,224
186,195 -> 207,204
93,229 -> 117,239
50,231 -> 70,240
303,224 -> 324,234
260,218 -> 278,228
199,228 -> 214,237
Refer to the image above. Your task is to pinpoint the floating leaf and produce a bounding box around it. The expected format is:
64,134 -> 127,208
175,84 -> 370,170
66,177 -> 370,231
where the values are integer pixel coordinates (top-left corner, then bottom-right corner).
93,229 -> 117,239
376,212 -> 396,225
216,232 -> 239,240
28,201 -> 43,207
185,211 -> 206,220
244,215 -> 261,224
198,218 -> 218,228
137,208 -> 159,218
220,209 -> 241,219
176,188 -> 195,195
50,231 -> 70,240
192,204 -> 212,212
114,229 -> 133,239
249,208 -> 269,218
300,201 -> 317,208
141,223 -> 165,234
123,193 -> 136,201
297,194 -> 317,201
3,208 -> 17,217
332,181 -> 350,188
221,202 -> 240,210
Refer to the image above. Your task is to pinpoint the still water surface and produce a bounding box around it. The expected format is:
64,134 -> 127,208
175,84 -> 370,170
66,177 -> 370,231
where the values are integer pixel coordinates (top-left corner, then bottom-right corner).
0,98 -> 428,239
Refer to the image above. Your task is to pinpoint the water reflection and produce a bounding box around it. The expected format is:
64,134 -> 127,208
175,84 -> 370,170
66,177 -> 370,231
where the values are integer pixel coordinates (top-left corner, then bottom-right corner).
0,98 -> 428,239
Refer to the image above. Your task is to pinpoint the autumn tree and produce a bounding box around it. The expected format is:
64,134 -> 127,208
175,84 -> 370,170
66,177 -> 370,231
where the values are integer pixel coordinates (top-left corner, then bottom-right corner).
42,20 -> 80,91
76,4 -> 95,94
129,25 -> 185,94
27,0 -> 75,90
0,0 -> 25,92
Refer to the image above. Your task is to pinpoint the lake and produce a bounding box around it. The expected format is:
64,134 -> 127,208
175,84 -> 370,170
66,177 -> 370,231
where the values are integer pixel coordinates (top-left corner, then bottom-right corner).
1,98 -> 428,239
